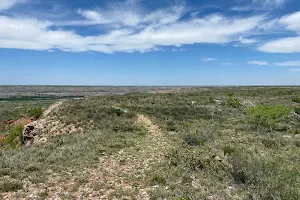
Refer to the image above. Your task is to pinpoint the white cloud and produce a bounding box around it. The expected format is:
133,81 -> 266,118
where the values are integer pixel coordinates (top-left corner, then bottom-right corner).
289,68 -> 300,73
220,62 -> 233,66
274,61 -> 300,67
279,11 -> 300,32
258,36 -> 300,53
77,9 -> 107,23
232,0 -> 286,11
238,36 -> 257,44
76,8 -> 142,26
257,0 -> 285,9
0,10 -> 266,53
258,12 -> 300,53
72,1 -> 185,27
172,48 -> 186,52
202,58 -> 217,62
0,0 -> 26,11
248,60 -> 269,65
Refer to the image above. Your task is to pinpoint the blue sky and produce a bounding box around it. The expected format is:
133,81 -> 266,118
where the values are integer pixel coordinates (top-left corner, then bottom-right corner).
0,0 -> 300,85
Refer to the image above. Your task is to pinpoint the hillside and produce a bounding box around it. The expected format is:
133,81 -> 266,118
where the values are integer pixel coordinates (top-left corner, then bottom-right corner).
1,87 -> 300,199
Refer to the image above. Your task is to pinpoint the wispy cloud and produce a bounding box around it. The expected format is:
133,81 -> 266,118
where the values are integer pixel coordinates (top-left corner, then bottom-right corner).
65,0 -> 185,27
248,60 -> 269,65
0,0 -> 298,55
172,48 -> 186,52
220,62 -> 233,66
274,61 -> 300,67
0,3 -> 266,54
289,68 -> 300,73
0,0 -> 27,11
232,0 -> 286,11
258,12 -> 300,53
202,58 -> 217,62
238,36 -> 257,44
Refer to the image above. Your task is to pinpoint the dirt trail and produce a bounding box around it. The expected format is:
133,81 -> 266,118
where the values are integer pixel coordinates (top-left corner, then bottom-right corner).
4,110 -> 171,199
43,101 -> 63,117
137,114 -> 160,135
72,113 -> 170,199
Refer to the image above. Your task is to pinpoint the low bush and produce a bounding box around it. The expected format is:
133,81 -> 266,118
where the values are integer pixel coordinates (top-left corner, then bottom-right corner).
182,132 -> 207,146
246,104 -> 291,131
227,97 -> 242,108
294,139 -> 300,147
0,180 -> 23,192
4,126 -> 23,148
151,174 -> 167,186
38,191 -> 48,198
261,138 -> 279,148
28,107 -> 43,119
167,149 -> 205,171
295,107 -> 300,115
223,145 -> 235,156
229,152 -> 300,199
292,97 -> 300,103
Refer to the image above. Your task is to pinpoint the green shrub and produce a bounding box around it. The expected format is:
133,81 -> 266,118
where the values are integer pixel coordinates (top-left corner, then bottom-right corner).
229,152 -> 300,199
167,149 -> 205,171
108,107 -> 124,116
227,92 -> 235,97
151,174 -> 167,186
183,122 -> 191,128
0,180 -> 23,192
208,96 -> 215,104
25,165 -> 40,172
261,138 -> 279,148
181,175 -> 193,185
38,191 -> 48,198
292,97 -> 300,103
294,139 -> 300,147
182,132 -> 206,146
227,97 -> 242,108
246,104 -> 291,131
294,129 -> 300,135
166,120 -> 177,132
0,168 -> 10,177
28,107 -> 43,119
223,145 -> 235,156
4,126 -> 23,148
295,107 -> 300,115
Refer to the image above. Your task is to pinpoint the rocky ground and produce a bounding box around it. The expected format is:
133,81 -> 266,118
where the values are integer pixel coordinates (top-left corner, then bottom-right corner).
2,104 -> 173,200
23,101 -> 84,146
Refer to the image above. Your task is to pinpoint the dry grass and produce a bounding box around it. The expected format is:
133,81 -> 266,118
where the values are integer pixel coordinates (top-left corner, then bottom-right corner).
1,86 -> 300,199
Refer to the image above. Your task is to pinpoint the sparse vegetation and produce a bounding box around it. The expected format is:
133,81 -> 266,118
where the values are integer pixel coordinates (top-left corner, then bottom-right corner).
229,151 -> 300,199
1,86 -> 300,199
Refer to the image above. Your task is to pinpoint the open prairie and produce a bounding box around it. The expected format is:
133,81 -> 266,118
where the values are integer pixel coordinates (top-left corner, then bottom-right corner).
0,86 -> 192,98
1,86 -> 300,199
2,0 -> 300,199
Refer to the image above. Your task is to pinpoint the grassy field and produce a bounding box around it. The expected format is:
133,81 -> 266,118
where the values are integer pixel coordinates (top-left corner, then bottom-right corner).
1,86 -> 300,199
